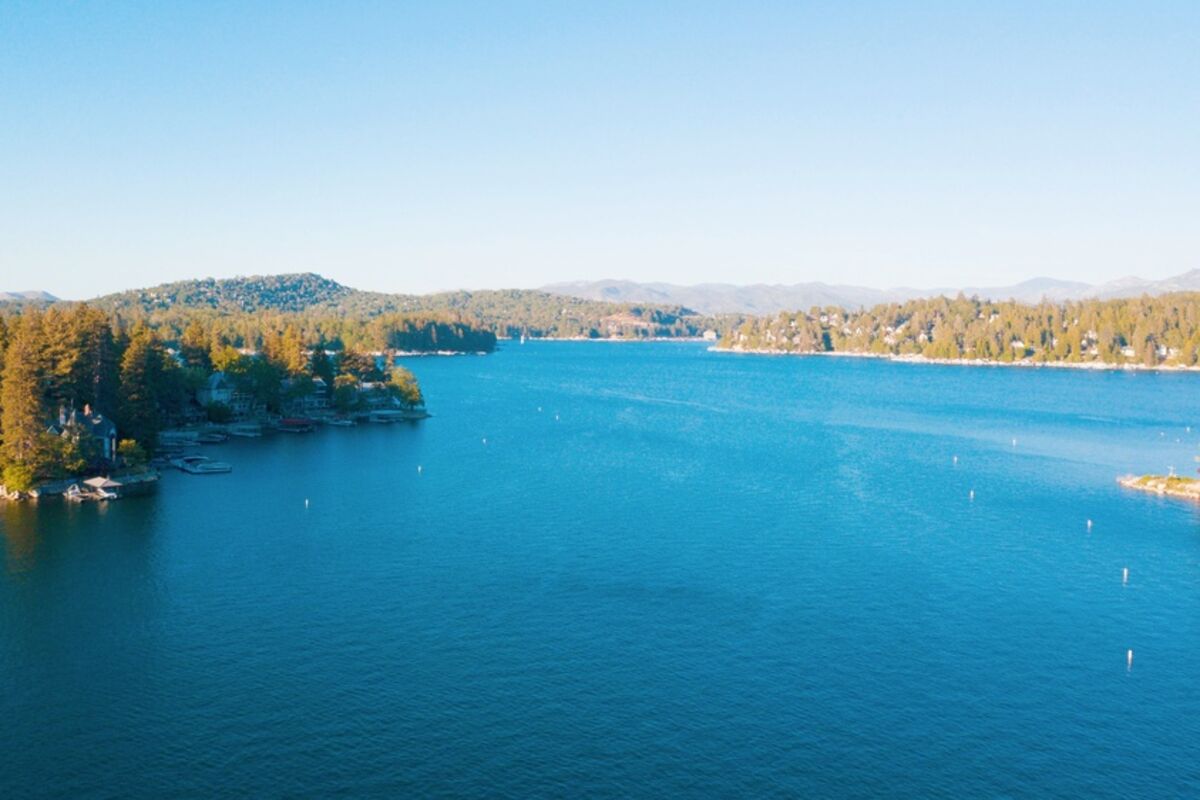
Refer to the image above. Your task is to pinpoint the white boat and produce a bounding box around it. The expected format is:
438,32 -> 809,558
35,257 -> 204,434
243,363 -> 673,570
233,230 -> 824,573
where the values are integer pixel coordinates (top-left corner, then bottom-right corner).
159,430 -> 200,446
327,418 -> 355,427
172,455 -> 233,474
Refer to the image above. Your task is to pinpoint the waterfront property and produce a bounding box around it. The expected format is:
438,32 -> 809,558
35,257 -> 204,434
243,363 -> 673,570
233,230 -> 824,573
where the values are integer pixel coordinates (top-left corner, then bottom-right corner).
47,405 -> 119,466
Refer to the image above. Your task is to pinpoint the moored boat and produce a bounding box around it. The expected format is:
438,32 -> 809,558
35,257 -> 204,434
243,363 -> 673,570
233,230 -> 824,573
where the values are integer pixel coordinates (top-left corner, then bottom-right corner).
172,455 -> 233,474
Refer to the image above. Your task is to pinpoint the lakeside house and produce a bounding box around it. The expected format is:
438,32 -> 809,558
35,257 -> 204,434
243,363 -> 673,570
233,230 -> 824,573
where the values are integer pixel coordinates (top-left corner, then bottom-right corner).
282,376 -> 330,416
195,372 -> 263,420
197,372 -> 234,406
47,405 -> 119,466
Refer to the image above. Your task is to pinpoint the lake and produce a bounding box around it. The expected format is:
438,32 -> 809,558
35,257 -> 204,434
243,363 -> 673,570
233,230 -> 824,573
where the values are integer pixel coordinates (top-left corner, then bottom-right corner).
3,341 -> 1200,798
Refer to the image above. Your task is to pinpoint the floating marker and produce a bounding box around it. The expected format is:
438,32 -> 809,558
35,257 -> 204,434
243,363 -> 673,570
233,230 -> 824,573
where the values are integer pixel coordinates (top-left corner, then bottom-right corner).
1127,649 -> 1134,671
969,489 -> 975,501
417,465 -> 423,474
555,414 -> 560,421
537,406 -> 542,413
1123,567 -> 1129,585
482,438 -> 487,445
952,455 -> 958,466
1087,519 -> 1093,531
1012,438 -> 1017,448
304,498 -> 309,509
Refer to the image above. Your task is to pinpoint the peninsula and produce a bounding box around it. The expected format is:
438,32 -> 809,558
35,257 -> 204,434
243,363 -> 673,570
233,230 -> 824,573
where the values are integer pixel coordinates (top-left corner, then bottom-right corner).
719,294 -> 1200,370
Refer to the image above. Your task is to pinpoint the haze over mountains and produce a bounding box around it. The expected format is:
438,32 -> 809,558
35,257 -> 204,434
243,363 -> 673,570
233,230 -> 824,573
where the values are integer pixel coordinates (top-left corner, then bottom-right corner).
544,270 -> 1200,315
5,270 -> 1200,317
0,290 -> 58,303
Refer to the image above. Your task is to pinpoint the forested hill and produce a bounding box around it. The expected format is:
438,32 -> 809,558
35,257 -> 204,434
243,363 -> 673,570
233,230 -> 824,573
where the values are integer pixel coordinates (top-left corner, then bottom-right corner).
93,273 -> 354,313
88,273 -> 719,341
721,293 -> 1200,368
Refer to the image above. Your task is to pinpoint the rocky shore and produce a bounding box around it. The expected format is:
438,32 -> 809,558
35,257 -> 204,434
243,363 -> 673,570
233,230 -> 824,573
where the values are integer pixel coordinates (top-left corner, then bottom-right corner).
1118,474 -> 1200,501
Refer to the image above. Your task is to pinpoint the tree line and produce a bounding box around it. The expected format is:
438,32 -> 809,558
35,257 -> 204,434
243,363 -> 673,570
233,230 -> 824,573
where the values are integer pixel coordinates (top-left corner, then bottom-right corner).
89,273 -> 720,341
0,304 -> 431,492
721,293 -> 1200,367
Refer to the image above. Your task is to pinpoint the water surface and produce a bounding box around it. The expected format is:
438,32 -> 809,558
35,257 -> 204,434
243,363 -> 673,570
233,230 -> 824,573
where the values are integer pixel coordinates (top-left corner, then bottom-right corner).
3,342 -> 1200,797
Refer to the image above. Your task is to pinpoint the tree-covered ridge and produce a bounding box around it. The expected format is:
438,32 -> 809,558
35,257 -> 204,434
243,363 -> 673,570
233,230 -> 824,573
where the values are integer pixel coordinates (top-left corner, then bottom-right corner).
93,273 -> 354,313
722,293 -> 1200,367
88,274 -> 718,340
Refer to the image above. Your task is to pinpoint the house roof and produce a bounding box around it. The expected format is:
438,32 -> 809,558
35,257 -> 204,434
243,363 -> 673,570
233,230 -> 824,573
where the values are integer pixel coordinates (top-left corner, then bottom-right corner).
83,476 -> 122,489
50,408 -> 117,439
205,372 -> 233,390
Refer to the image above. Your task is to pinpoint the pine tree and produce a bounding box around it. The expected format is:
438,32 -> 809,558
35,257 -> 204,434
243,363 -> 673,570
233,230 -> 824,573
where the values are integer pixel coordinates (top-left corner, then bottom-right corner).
388,367 -> 424,409
1,312 -> 54,491
280,325 -> 308,375
180,320 -> 212,371
117,325 -> 164,451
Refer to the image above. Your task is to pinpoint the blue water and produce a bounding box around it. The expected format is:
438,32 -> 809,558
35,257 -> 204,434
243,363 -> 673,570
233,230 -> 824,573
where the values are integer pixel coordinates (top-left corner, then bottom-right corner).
3,342 -> 1200,798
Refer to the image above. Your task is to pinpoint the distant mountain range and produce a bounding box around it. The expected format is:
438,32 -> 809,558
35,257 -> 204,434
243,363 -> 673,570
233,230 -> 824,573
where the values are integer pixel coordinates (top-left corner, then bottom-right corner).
0,290 -> 58,303
543,270 -> 1200,314
6,269 -> 1200,317
21,273 -> 710,339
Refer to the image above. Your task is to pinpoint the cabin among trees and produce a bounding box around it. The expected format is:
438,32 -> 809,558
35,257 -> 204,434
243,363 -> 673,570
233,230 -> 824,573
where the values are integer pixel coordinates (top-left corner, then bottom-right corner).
0,304 -> 429,496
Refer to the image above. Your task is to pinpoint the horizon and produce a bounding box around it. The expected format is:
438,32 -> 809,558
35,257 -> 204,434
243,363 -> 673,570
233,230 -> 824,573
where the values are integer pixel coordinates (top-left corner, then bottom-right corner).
7,266 -> 1200,303
3,3 -> 1198,298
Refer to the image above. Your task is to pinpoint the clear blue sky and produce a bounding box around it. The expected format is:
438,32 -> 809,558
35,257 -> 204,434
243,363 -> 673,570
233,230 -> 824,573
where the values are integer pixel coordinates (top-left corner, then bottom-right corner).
2,1 -> 1197,299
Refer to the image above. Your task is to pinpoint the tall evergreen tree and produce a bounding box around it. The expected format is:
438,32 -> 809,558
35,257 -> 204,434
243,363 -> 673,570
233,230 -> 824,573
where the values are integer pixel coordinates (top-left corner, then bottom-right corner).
180,319 -> 212,371
117,325 -> 164,451
1,312 -> 54,491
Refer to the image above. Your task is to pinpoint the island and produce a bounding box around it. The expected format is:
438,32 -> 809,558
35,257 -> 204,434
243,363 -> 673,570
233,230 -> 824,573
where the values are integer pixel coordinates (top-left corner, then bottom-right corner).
1117,474 -> 1200,502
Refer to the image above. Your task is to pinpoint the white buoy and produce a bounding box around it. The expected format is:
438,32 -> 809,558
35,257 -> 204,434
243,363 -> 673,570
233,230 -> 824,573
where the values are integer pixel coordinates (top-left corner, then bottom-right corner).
952,455 -> 958,466
537,406 -> 542,413
417,465 -> 423,474
555,414 -> 560,421
1012,438 -> 1017,448
1127,649 -> 1134,671
969,489 -> 975,501
1123,567 -> 1129,585
482,438 -> 487,445
1087,519 -> 1093,531
304,498 -> 309,509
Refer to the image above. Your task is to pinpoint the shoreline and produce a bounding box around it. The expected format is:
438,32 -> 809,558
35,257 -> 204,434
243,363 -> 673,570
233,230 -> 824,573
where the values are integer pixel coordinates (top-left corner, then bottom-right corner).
391,350 -> 491,357
517,336 -> 710,344
1,410 -> 430,503
711,346 -> 1200,373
